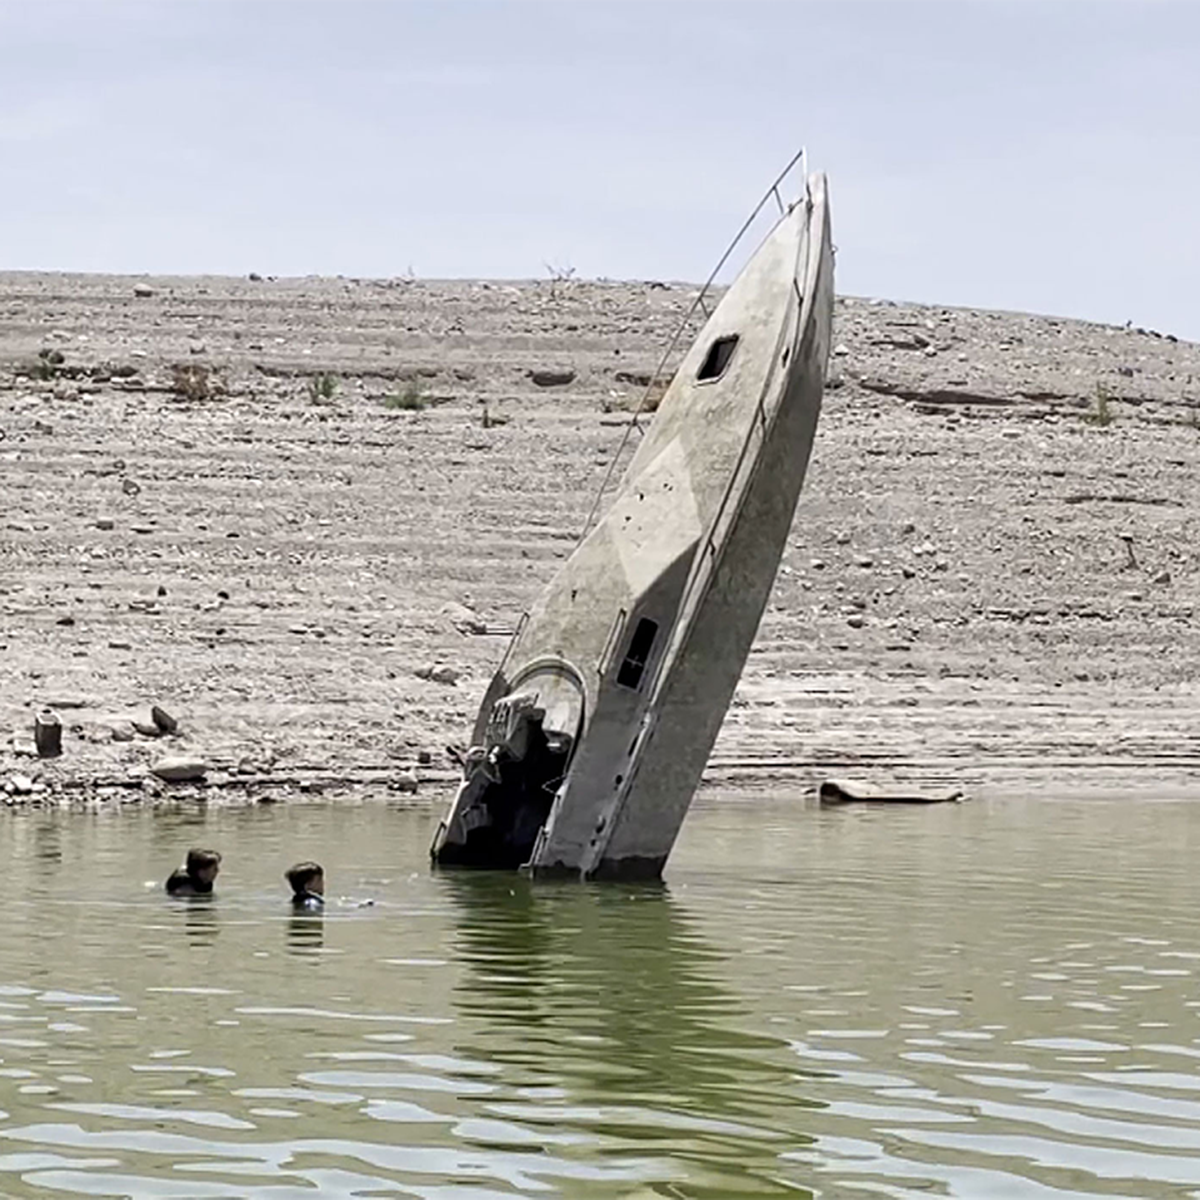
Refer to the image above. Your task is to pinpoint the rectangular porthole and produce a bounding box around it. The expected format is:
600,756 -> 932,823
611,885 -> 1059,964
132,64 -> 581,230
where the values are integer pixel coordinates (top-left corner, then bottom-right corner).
697,334 -> 738,382
616,617 -> 658,690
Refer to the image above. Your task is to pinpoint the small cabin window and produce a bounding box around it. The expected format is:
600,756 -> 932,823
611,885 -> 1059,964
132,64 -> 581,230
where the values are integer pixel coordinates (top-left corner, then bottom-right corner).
697,334 -> 738,382
616,617 -> 658,690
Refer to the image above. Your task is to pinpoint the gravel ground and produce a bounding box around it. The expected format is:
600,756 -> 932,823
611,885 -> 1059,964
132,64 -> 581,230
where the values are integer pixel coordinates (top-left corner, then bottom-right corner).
2,271 -> 1198,808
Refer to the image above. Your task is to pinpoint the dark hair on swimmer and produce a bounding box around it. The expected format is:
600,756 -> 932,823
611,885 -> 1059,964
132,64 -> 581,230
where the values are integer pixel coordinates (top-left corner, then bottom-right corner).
285,861 -> 323,894
186,848 -> 222,877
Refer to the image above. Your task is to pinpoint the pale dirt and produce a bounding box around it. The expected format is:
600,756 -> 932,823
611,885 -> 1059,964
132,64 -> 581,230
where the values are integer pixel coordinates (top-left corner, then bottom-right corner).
2,271 -> 1198,809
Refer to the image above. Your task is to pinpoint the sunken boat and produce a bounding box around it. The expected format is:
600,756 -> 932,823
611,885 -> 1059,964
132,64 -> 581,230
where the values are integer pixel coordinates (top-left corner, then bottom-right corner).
431,167 -> 834,879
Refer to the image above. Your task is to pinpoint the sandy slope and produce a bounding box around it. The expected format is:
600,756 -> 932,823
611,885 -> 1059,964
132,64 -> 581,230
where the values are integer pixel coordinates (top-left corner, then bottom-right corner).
2,271 -> 1198,807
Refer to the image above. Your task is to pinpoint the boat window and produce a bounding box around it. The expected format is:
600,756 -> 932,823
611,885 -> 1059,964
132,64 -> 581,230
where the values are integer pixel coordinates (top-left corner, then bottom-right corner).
616,617 -> 658,690
697,334 -> 738,382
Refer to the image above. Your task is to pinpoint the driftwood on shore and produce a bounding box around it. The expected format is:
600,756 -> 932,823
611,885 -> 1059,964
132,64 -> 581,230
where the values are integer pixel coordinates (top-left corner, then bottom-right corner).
818,779 -> 965,806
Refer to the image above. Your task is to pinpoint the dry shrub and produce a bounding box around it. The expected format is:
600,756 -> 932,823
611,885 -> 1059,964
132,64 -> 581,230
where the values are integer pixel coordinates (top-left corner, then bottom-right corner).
606,374 -> 672,414
382,384 -> 426,411
171,363 -> 219,402
642,376 -> 672,413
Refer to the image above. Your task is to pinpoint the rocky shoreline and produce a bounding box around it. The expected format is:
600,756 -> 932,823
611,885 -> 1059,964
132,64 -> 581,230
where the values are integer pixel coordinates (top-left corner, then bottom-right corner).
3,271 -> 1198,810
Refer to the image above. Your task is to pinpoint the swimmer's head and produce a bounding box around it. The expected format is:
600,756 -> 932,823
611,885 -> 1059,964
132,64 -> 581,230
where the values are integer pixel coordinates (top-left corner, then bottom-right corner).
186,848 -> 222,886
285,861 -> 324,897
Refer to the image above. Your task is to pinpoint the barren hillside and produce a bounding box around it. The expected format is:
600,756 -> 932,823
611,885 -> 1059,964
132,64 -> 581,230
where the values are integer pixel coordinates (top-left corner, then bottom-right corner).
2,271 -> 1198,807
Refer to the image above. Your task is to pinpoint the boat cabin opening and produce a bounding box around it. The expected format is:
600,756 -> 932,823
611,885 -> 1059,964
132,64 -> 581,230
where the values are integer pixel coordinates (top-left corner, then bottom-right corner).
616,617 -> 659,690
697,334 -> 739,382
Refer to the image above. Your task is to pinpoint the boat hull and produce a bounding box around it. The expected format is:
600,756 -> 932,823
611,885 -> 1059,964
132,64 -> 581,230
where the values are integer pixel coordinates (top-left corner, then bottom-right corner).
586,178 -> 834,878
431,173 -> 834,879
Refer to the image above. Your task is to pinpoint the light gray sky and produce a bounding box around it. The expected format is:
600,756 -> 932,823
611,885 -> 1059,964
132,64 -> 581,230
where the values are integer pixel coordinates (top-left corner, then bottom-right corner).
2,1 -> 1197,337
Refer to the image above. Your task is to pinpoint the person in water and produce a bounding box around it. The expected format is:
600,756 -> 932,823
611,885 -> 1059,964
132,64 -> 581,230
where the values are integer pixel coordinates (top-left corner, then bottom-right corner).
285,861 -> 325,909
165,848 -> 222,896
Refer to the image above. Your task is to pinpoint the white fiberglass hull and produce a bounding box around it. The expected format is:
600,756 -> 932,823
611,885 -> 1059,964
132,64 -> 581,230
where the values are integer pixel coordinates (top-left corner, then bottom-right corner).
432,173 -> 834,879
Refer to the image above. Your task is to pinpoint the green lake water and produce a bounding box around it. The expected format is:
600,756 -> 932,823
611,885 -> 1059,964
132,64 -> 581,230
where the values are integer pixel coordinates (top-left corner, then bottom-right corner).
2,795 -> 1200,1198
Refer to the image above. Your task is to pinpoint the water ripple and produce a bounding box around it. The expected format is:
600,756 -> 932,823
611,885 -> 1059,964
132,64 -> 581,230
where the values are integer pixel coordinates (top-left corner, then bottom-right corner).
2,798 -> 1200,1196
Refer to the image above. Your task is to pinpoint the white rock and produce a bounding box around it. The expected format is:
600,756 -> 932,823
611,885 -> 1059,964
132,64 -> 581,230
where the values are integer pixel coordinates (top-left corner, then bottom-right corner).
150,756 -> 207,782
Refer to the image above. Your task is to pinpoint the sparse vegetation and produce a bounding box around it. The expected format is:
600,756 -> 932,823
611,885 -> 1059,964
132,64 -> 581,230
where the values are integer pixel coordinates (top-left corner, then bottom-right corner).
171,363 -> 217,402
382,383 -> 427,411
1083,382 -> 1115,427
32,348 -> 65,381
307,372 -> 338,404
602,374 -> 673,415
642,378 -> 670,414
544,260 -> 577,301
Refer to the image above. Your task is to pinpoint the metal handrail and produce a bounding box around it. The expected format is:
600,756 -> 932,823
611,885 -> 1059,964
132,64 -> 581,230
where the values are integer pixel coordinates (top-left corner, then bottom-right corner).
574,147 -> 808,548
642,199 -> 812,711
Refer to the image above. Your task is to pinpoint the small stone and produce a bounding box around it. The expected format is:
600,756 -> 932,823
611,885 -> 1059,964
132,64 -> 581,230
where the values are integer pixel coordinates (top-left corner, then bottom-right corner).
56,615 -> 75,627
441,601 -> 487,635
133,285 -> 155,298
835,532 -> 851,546
1154,570 -> 1171,585
417,749 -> 432,765
8,774 -> 35,796
416,664 -> 460,686
393,768 -> 420,793
108,641 -> 132,651
846,615 -> 865,629
529,368 -> 576,388
131,721 -> 161,738
855,556 -> 874,569
150,756 -> 207,783
110,724 -> 135,743
150,705 -> 179,735
95,518 -> 115,531
913,541 -> 937,557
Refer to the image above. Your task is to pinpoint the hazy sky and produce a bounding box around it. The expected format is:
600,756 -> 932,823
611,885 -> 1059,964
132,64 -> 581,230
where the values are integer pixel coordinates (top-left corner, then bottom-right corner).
1,1 -> 1197,336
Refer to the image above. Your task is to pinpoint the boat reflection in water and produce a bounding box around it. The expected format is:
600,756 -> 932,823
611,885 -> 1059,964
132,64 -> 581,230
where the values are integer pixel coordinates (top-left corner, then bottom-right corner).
440,872 -> 825,1195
